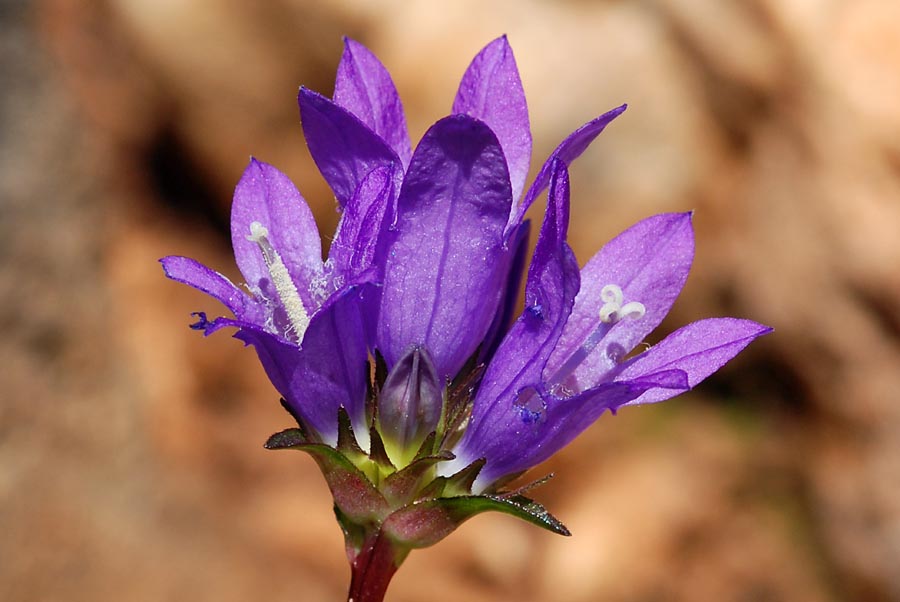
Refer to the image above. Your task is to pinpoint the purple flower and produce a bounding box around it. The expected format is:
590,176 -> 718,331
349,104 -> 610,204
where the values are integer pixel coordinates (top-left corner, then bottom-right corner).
161,35 -> 771,596
162,158 -> 385,448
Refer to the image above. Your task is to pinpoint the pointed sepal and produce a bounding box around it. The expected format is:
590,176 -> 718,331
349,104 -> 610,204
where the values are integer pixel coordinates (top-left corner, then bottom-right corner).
381,492 -> 569,549
264,428 -> 389,524
381,450 -> 454,506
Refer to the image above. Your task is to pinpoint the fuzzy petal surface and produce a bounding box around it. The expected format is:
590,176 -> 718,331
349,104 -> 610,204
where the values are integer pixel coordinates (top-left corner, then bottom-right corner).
299,88 -> 401,208
334,38 -> 412,167
449,162 -> 579,475
472,370 -> 687,489
453,35 -> 531,203
616,318 -> 773,405
328,165 -> 394,284
547,212 -> 694,390
160,255 -> 261,321
234,288 -> 371,444
376,115 -> 513,380
230,159 -> 323,309
479,219 -> 531,364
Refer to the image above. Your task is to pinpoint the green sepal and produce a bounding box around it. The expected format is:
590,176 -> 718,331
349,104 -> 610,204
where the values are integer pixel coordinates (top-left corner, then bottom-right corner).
264,427 -> 309,449
440,364 -> 482,449
264,428 -> 389,524
412,431 -> 437,461
334,503 -> 369,554
367,426 -> 396,471
336,407 -> 366,459
382,493 -> 570,549
382,450 -> 454,506
411,456 -> 484,502
442,457 -> 485,497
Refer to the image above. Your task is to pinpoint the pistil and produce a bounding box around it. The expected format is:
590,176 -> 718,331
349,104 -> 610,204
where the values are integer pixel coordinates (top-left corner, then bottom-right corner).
547,284 -> 645,389
246,221 -> 310,341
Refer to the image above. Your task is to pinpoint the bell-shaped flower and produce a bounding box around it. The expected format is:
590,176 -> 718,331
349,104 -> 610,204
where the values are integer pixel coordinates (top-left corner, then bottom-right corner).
162,35 -> 771,602
442,160 -> 771,491
161,158 -> 394,448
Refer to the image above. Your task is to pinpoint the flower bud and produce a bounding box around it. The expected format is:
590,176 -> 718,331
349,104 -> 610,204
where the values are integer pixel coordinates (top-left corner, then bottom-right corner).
377,346 -> 443,467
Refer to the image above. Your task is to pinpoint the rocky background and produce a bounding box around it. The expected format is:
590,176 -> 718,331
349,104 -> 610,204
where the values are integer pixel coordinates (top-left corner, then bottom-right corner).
3,0 -> 900,600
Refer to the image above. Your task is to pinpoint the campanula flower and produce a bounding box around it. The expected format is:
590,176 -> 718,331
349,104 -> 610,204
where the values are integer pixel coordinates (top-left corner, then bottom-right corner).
162,35 -> 771,601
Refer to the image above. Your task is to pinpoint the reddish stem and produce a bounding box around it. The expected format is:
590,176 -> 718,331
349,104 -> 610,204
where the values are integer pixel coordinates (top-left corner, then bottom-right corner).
347,531 -> 401,602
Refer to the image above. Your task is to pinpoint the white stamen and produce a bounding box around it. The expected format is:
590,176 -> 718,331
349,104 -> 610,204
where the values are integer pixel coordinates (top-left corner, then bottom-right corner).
598,284 -> 645,324
246,221 -> 310,340
600,284 -> 624,306
619,301 -> 646,321
547,283 -> 646,386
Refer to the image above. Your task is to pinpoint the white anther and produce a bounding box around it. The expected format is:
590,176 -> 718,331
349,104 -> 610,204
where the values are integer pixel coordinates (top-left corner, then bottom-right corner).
619,301 -> 646,320
598,284 -> 646,324
246,221 -> 310,341
600,284 -> 624,306
547,283 -> 648,386
246,221 -> 269,243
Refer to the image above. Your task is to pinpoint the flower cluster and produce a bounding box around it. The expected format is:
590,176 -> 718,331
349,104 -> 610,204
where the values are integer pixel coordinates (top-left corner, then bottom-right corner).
162,36 -> 770,599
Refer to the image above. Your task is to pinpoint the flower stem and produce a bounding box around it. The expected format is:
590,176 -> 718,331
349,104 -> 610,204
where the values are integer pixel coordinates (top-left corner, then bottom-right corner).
347,531 -> 404,602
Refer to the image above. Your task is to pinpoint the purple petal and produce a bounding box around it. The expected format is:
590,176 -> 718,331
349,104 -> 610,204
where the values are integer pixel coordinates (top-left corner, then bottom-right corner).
450,161 -> 580,469
376,115 -> 513,380
615,318 -> 773,405
472,370 -> 687,489
230,159 -> 323,309
334,37 -> 412,167
299,87 -> 402,208
479,219 -> 531,364
328,165 -> 394,284
453,35 -> 531,203
159,255 -> 261,322
509,105 -> 626,233
234,287 -> 371,445
546,213 -> 695,391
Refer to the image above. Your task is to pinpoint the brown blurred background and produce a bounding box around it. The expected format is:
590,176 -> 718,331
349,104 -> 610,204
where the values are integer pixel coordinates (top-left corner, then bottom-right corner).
3,0 -> 900,600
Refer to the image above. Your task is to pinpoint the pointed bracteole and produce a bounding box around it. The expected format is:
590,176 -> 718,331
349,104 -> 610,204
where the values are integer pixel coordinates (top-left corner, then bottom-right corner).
368,351 -> 389,431
445,347 -> 484,419
278,397 -> 319,442
374,350 -> 389,393
482,494 -> 571,536
382,449 -> 455,505
337,406 -> 366,457
448,346 -> 484,396
444,457 -> 487,496
440,362 -> 484,450
368,425 -> 396,470
412,431 -> 438,462
264,427 -> 309,450
398,494 -> 571,538
364,358 -> 376,429
496,473 -> 555,499
415,475 -> 447,501
483,469 -> 527,494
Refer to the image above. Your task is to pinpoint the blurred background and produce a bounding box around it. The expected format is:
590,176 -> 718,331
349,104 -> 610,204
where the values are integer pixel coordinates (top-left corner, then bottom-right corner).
3,0 -> 900,600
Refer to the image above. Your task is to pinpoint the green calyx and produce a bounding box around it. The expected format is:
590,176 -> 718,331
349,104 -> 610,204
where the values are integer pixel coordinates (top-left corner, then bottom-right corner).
265,408 -> 568,559
264,352 -> 569,562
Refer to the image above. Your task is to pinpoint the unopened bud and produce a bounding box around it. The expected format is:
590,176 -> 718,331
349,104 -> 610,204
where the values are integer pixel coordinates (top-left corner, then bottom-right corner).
377,346 -> 443,467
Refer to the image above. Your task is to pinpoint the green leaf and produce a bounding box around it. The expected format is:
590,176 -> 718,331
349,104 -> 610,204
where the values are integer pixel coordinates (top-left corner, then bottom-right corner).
382,493 -> 570,549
